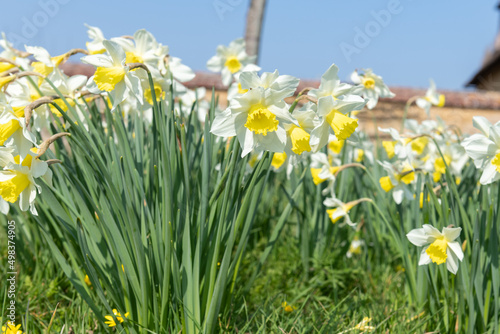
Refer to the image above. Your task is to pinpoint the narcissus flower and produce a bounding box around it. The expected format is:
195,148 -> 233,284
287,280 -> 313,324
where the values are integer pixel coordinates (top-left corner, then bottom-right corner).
84,24 -> 106,54
406,224 -> 463,274
323,197 -> 363,227
310,95 -> 366,151
351,68 -> 395,109
81,40 -> 143,112
210,86 -> 298,157
378,161 -> 415,204
206,38 -> 256,86
25,45 -> 67,78
416,79 -> 445,116
0,150 -> 51,215
308,63 -> 353,99
461,116 -> 500,185
0,98 -> 37,156
104,309 -> 129,327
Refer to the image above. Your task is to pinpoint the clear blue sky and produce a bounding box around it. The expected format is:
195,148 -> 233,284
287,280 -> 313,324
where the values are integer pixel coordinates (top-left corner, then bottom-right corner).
1,0 -> 498,90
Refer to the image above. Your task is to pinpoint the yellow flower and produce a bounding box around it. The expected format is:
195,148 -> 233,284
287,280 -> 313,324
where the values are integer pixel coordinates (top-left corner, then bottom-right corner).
104,309 -> 129,327
271,152 -> 287,170
84,275 -> 91,286
1,323 -> 23,334
281,301 -> 297,313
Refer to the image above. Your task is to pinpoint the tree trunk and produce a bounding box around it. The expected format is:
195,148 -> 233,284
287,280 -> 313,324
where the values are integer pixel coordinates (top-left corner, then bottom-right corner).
244,0 -> 267,65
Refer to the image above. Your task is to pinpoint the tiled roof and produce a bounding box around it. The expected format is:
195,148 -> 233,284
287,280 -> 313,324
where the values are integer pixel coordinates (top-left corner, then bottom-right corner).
60,63 -> 500,110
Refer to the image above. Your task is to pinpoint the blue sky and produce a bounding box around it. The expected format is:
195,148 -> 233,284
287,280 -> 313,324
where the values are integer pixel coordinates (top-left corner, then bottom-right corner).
1,0 -> 498,90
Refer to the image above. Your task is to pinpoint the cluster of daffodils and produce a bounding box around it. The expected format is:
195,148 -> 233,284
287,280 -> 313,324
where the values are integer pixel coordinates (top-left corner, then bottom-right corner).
378,117 -> 467,205
0,26 -> 207,215
208,39 -> 400,260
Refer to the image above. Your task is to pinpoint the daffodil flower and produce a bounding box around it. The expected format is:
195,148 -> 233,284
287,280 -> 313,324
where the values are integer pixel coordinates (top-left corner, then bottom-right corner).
81,40 -> 143,112
206,38 -> 256,86
346,236 -> 364,258
239,70 -> 300,101
84,24 -> 107,54
24,45 -> 67,78
310,152 -> 340,196
111,29 -> 169,77
283,104 -> 318,156
210,86 -> 298,157
406,224 -> 464,274
461,116 -> 500,184
416,79 -> 445,116
310,95 -> 366,151
0,150 -> 51,215
308,63 -> 354,99
378,160 -> 415,204
0,98 -> 37,157
351,68 -> 395,109
323,197 -> 359,227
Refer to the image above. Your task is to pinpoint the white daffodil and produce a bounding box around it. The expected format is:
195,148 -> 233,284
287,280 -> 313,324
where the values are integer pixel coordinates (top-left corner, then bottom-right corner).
346,237 -> 364,258
81,40 -> 143,112
430,141 -> 467,183
111,29 -> 169,77
308,63 -> 353,99
179,87 -> 210,123
406,224 -> 463,274
323,197 -> 357,227
310,95 -> 366,151
283,104 -> 318,156
0,97 -> 37,157
351,69 -> 395,109
416,79 -> 445,116
25,45 -> 67,78
211,87 -> 298,157
310,152 -> 340,196
84,24 -> 106,54
166,56 -> 196,83
41,70 -> 87,114
5,77 -> 52,132
461,116 -> 500,185
227,64 -> 262,101
0,150 -> 51,215
379,127 -> 428,162
239,70 -> 300,101
206,38 -> 256,86
378,160 -> 415,204
1,33 -> 30,70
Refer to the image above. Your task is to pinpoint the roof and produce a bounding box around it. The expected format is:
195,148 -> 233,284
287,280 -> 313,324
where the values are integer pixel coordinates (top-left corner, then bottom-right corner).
60,63 -> 500,110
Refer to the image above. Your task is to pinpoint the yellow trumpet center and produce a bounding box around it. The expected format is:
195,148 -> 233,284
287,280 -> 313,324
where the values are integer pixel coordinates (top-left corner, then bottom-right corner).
325,109 -> 358,141
94,66 -> 126,92
328,139 -> 344,154
426,237 -> 448,265
271,152 -> 287,169
224,56 -> 242,74
244,104 -> 279,136
144,84 -> 165,105
382,140 -> 396,159
288,125 -> 311,155
492,152 -> 500,173
125,51 -> 143,64
0,119 -> 21,145
362,77 -> 375,89
379,176 -> 394,192
0,171 -> 30,203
